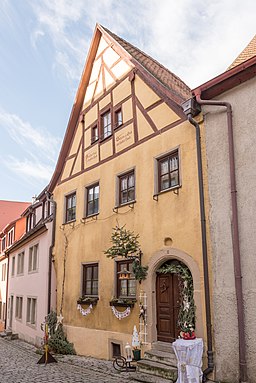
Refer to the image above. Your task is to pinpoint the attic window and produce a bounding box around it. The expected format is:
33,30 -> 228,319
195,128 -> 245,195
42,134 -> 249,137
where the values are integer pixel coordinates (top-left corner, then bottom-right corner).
115,108 -> 123,129
101,110 -> 112,140
91,125 -> 98,144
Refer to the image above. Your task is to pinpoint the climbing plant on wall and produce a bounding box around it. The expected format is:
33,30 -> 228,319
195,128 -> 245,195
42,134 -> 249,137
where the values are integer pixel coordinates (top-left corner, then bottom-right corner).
157,261 -> 196,333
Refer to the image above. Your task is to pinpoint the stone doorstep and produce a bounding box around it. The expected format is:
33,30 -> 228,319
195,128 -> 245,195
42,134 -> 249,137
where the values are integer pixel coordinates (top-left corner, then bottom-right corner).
144,349 -> 177,367
152,341 -> 174,353
137,359 -> 178,381
133,371 -> 175,383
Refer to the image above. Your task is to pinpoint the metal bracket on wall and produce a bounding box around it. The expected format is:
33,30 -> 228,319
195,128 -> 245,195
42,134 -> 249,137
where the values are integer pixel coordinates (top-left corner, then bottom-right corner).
153,194 -> 158,201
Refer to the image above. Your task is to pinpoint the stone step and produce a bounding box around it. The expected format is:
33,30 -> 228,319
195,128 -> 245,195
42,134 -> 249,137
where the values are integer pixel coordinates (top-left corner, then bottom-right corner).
133,371 -> 175,383
137,359 -> 177,381
152,341 -> 174,353
10,333 -> 18,340
144,349 -> 177,367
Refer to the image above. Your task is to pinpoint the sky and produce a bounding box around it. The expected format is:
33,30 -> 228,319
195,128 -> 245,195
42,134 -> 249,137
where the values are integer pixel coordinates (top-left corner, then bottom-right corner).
0,0 -> 255,202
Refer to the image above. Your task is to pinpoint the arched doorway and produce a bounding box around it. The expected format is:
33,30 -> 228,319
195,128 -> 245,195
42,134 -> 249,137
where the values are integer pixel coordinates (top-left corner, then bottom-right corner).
156,260 -> 194,342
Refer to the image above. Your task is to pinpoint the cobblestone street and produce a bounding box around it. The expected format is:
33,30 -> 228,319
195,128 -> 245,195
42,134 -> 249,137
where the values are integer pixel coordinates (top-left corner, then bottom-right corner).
0,338 -> 139,383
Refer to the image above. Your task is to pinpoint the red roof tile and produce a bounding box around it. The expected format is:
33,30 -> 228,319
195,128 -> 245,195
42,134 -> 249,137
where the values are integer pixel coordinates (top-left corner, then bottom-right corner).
228,35 -> 256,69
101,26 -> 191,104
0,200 -> 30,231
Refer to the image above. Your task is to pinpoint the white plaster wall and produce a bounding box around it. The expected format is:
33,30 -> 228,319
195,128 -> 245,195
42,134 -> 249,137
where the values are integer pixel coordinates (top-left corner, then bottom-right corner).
0,257 -> 8,326
7,221 -> 54,346
203,76 -> 256,382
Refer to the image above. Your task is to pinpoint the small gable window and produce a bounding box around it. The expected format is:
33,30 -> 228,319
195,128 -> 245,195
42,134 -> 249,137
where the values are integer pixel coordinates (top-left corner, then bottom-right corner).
115,108 -> 123,129
101,110 -> 112,140
91,124 -> 98,144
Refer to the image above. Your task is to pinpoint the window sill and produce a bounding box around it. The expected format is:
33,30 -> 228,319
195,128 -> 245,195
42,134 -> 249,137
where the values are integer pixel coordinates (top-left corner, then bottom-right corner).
99,134 -> 112,143
154,185 -> 181,199
114,200 -> 136,211
77,297 -> 99,306
109,298 -> 136,308
83,212 -> 99,220
63,219 -> 76,225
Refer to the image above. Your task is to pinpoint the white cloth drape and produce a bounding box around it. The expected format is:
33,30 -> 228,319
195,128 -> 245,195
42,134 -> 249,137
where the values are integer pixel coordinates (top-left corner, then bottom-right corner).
172,338 -> 203,383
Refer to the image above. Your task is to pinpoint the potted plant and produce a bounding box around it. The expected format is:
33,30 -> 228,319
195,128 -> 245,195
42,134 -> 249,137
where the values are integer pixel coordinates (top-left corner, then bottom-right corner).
109,297 -> 137,307
180,322 -> 196,340
132,325 -> 141,361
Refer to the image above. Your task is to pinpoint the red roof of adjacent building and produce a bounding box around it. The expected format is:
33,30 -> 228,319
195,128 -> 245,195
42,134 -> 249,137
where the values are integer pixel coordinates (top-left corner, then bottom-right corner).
0,200 -> 30,231
228,34 -> 256,69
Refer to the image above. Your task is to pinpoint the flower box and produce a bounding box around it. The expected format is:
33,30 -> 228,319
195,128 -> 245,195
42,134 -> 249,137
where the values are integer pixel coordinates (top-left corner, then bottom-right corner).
109,298 -> 136,307
77,297 -> 99,305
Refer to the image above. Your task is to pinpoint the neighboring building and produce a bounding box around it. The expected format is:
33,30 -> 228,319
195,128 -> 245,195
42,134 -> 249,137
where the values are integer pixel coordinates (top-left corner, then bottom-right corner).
191,37 -> 256,382
48,24 -> 211,362
6,190 -> 56,346
0,200 -> 30,331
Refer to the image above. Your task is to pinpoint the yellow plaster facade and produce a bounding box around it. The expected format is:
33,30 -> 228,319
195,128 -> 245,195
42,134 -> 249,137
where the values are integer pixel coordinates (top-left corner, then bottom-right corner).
52,29 -> 209,360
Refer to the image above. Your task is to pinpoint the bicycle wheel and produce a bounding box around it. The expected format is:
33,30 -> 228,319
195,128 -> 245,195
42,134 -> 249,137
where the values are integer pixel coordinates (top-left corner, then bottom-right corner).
113,356 -> 126,371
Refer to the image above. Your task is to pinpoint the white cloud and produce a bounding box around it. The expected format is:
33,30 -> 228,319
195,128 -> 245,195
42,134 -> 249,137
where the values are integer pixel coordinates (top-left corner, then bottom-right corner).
28,0 -> 256,89
4,156 -> 53,182
0,108 -> 61,163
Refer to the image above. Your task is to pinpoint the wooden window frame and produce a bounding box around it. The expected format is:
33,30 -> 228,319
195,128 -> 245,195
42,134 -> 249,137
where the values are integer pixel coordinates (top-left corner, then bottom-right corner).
65,192 -> 76,223
118,170 -> 135,206
100,109 -> 112,141
157,150 -> 180,193
82,263 -> 99,297
114,107 -> 123,129
117,260 -> 136,298
85,183 -> 99,217
91,124 -> 99,144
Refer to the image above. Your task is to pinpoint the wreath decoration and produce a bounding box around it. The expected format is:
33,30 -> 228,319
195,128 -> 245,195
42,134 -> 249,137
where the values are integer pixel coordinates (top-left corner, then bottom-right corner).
157,261 -> 196,334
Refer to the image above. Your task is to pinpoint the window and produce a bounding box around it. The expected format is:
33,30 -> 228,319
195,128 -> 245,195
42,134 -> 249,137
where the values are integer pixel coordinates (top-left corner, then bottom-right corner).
115,108 -> 123,129
15,296 -> 23,320
82,263 -> 98,296
17,251 -> 24,275
1,236 -> 6,252
86,183 -> 99,216
119,170 -> 135,205
101,110 -> 112,139
91,125 -> 98,143
28,244 -> 38,272
27,297 -> 36,325
8,229 -> 14,247
158,151 -> 179,192
117,260 -> 136,298
65,193 -> 76,223
1,263 -> 6,281
11,256 -> 15,276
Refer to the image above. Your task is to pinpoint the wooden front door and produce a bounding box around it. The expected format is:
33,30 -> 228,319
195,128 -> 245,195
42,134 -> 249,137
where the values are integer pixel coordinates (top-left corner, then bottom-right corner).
156,273 -> 180,342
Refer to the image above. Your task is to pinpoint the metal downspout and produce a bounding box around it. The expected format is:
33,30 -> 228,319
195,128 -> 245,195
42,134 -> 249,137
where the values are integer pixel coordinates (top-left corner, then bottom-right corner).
195,92 -> 248,383
187,114 -> 214,381
46,192 -> 57,314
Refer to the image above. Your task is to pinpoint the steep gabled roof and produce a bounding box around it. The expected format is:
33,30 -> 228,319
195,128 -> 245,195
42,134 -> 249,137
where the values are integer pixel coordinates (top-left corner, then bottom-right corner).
48,24 -> 190,192
228,34 -> 256,69
101,26 -> 191,104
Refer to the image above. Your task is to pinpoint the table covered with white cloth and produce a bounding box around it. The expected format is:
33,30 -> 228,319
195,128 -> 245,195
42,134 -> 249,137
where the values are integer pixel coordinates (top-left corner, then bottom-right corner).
172,338 -> 203,383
